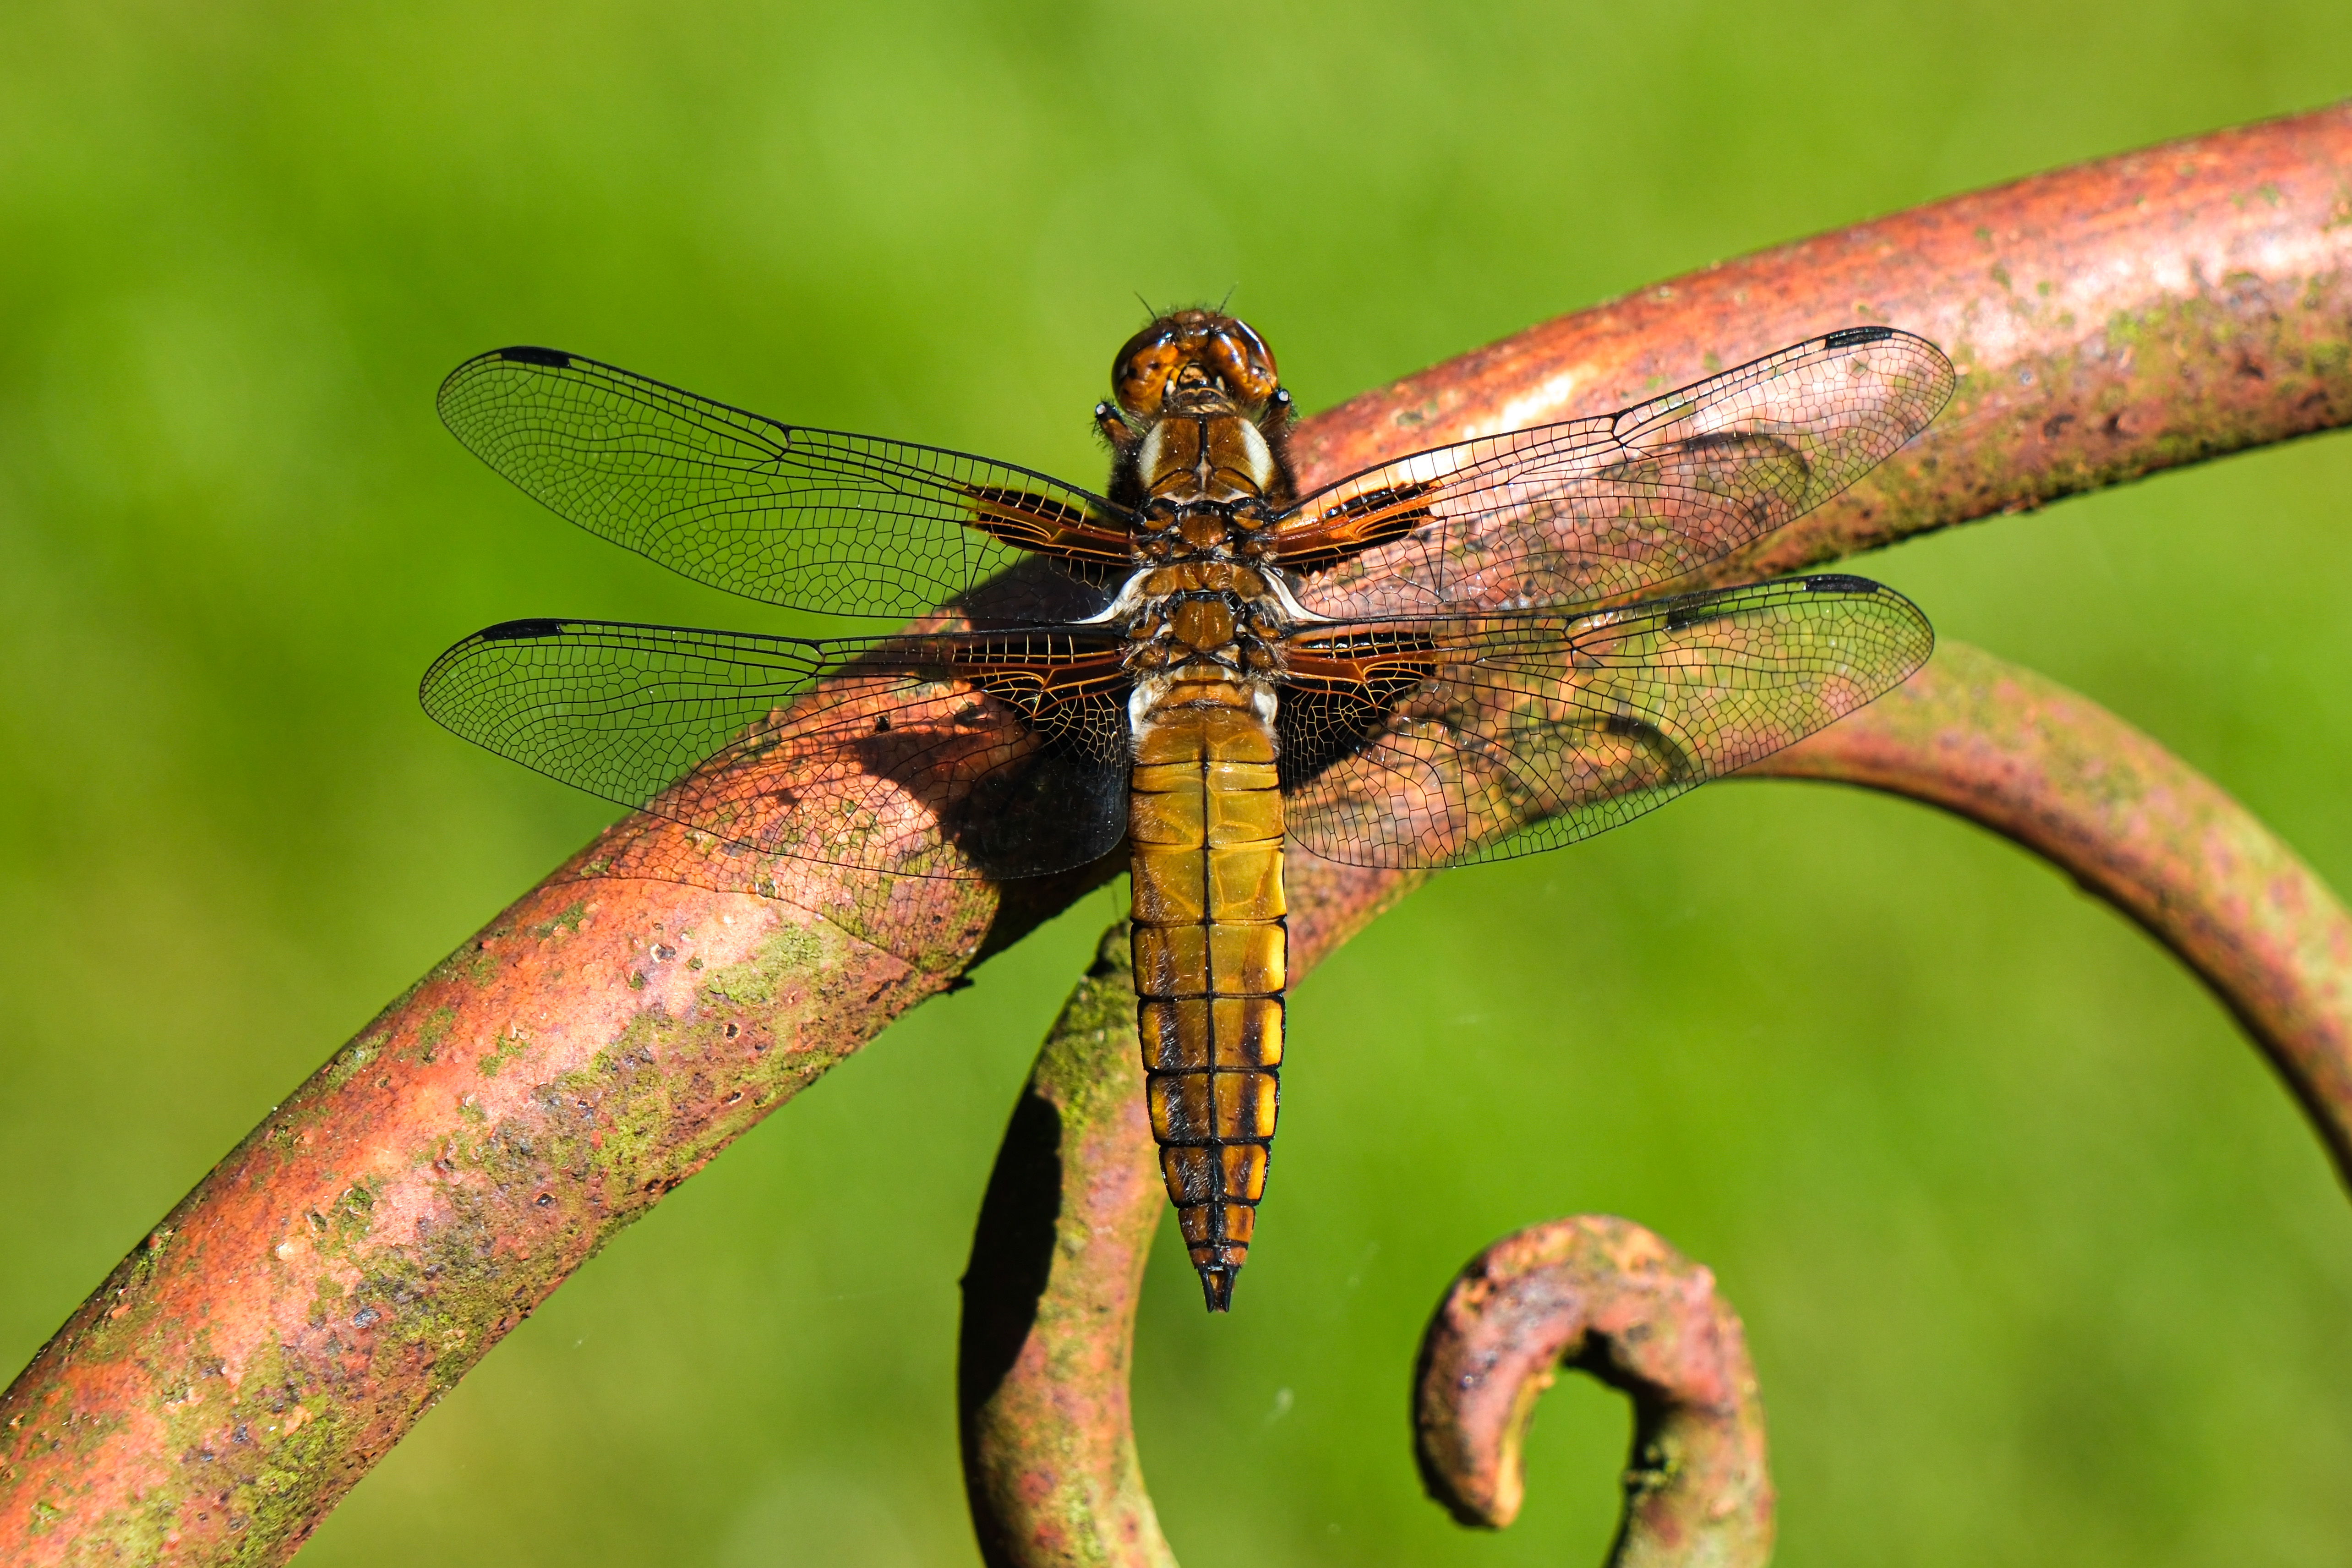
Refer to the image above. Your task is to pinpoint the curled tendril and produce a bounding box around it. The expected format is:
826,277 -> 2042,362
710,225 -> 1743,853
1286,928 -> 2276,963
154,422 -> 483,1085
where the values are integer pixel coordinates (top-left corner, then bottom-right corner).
956,939 -> 1777,1568
1413,1216 -> 1770,1563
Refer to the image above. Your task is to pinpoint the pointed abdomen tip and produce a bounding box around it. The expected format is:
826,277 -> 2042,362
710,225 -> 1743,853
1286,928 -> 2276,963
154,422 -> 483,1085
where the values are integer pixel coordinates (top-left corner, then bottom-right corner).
1198,1267 -> 1238,1313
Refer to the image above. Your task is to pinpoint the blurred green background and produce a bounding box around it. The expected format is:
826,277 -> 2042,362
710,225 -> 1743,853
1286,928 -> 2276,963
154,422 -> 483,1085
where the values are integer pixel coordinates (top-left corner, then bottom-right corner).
5,3 -> 2351,1563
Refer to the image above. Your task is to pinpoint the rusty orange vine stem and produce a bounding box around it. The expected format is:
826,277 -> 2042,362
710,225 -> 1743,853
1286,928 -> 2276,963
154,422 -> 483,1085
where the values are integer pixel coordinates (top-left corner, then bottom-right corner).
8,104 -> 2352,1564
957,640 -> 2352,1566
959,929 -> 1174,1568
1745,642 -> 2352,1181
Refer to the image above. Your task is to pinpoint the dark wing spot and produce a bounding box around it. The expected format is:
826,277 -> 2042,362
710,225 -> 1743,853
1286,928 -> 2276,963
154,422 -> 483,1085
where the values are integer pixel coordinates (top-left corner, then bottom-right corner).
496,346 -> 574,368
477,618 -> 565,641
1601,710 -> 1700,782
1823,326 -> 1895,349
1664,602 -> 1735,633
1803,574 -> 1881,595
1277,481 -> 1440,574
967,484 -> 1095,529
1678,429 -> 1774,454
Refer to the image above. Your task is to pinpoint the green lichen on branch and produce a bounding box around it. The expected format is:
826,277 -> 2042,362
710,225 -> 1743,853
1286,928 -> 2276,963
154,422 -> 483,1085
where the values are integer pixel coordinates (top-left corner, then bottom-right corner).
1,875 -> 968,1563
1860,287 -> 2352,546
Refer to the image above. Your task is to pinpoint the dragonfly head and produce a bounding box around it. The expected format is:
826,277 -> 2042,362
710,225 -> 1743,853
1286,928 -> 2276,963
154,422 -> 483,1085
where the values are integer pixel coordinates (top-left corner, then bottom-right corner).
1111,309 -> 1282,421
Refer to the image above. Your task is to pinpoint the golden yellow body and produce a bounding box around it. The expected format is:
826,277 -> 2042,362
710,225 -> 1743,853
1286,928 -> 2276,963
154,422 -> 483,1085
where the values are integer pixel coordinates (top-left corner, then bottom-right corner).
1130,694 -> 1287,1306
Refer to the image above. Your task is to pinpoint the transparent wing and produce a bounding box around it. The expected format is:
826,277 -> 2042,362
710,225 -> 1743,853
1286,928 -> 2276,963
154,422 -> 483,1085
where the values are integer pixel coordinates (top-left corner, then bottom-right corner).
1279,575 -> 1932,869
437,348 -> 1136,621
420,619 -> 1133,905
1279,328 -> 1954,618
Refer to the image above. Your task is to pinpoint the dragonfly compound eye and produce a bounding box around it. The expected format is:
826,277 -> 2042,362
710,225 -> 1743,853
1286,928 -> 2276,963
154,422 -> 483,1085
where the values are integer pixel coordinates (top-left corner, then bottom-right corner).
1112,310 -> 1282,418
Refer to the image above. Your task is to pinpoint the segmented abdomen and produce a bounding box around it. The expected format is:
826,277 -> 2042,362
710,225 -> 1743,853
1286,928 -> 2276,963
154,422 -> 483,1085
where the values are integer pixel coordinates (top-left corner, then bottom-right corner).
1129,699 -> 1286,1313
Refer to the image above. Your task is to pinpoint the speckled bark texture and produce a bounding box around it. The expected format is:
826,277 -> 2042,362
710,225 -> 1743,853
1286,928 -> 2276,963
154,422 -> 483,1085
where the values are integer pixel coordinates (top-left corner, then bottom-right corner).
1291,104 -> 2352,590
9,104 -> 2352,1565
0,833 -> 1000,1563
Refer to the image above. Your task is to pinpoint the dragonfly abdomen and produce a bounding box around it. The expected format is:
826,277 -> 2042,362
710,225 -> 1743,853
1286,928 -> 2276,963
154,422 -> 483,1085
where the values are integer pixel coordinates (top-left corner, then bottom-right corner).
1129,695 -> 1286,1313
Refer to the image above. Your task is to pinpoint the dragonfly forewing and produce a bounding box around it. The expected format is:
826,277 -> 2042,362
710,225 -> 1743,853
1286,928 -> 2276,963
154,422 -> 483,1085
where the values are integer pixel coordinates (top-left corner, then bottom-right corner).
1282,328 -> 1954,619
437,348 -> 1131,620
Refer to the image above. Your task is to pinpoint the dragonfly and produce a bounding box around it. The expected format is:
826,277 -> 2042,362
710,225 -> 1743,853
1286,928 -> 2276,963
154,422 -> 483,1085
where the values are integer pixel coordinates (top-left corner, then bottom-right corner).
421,310 -> 1953,1311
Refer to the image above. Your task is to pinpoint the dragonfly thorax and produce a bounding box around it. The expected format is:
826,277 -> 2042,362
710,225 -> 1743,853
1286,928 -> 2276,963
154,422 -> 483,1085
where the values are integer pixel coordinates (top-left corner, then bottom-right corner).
1119,391 -> 1297,708
1121,567 -> 1287,682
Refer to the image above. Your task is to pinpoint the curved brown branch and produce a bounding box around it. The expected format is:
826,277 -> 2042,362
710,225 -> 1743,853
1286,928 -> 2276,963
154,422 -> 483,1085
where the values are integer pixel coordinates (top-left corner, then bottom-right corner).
1413,1217 -> 1770,1565
961,646 -> 2352,1565
1744,640 -> 2352,1181
0,852 -> 1004,1565
1292,103 -> 2352,589
958,927 -> 1175,1568
9,104 -> 2352,1563
1280,98 -> 2352,972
